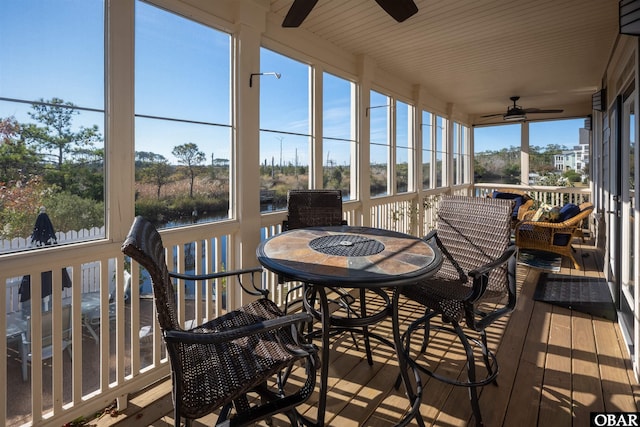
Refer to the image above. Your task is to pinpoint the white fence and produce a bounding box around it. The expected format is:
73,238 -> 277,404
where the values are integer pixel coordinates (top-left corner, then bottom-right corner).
0,226 -> 105,254
5,259 -> 116,314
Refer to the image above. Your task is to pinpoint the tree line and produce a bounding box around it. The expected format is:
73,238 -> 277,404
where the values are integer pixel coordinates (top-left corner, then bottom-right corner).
474,144 -> 588,185
0,98 -> 230,238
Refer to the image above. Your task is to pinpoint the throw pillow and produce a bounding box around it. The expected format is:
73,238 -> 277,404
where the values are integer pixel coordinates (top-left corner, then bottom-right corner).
531,207 -> 546,222
531,203 -> 553,222
558,203 -> 581,222
547,206 -> 561,222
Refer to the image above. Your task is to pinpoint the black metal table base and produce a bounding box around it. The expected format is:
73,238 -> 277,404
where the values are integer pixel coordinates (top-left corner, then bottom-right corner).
299,285 -> 425,427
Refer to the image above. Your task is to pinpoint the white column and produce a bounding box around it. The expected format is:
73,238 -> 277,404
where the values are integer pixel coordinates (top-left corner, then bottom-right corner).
521,121 -> 530,185
412,85 -> 423,235
357,55 -> 375,226
233,4 -> 266,305
106,0 -> 135,241
445,103 -> 454,190
311,65 -> 323,187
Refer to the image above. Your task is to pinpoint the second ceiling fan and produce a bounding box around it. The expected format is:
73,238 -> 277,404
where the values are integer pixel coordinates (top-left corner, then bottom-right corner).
482,96 -> 564,121
282,0 -> 419,27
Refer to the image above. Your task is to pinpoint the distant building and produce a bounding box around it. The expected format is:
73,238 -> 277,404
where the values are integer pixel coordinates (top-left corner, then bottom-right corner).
528,172 -> 540,185
553,128 -> 589,172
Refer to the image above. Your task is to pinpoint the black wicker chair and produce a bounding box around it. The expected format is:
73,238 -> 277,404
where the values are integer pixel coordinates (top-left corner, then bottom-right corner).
282,189 -> 348,231
122,216 -> 317,427
399,196 -> 517,427
282,189 -> 389,366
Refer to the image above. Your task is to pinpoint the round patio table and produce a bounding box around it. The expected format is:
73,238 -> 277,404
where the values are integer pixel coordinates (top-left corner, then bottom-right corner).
257,225 -> 442,427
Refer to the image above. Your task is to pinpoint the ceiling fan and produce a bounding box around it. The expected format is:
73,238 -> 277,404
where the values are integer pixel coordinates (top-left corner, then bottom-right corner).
282,0 -> 419,28
481,96 -> 564,121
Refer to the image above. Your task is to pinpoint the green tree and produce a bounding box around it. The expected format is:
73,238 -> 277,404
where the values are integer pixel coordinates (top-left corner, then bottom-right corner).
530,144 -> 564,175
172,143 -> 205,198
141,159 -> 173,199
473,158 -> 488,181
502,163 -> 521,184
136,151 -> 167,166
0,116 -> 42,182
324,166 -> 343,189
21,98 -> 102,169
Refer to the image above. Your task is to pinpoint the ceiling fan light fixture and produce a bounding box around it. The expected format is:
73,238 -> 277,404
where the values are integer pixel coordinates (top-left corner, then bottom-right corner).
503,113 -> 526,121
480,96 -> 564,122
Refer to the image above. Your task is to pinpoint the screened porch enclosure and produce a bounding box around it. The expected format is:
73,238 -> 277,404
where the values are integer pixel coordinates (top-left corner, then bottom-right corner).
0,1 -> 633,426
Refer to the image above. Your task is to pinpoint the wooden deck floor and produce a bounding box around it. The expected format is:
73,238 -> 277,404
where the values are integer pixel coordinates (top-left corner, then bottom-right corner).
96,240 -> 640,427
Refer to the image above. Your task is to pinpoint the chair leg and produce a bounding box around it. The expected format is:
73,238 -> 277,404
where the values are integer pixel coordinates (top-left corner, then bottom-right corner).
22,358 -> 28,382
480,331 -> 497,386
395,309 -> 435,390
174,406 -> 183,427
454,322 -> 484,427
21,343 -> 28,382
568,250 -> 582,270
420,309 -> 432,353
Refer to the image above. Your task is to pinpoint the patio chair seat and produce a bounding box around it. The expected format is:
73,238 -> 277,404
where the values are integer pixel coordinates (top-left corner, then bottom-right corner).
402,280 -> 506,323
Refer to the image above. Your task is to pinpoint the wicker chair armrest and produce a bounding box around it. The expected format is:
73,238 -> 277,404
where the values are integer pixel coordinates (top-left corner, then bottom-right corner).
169,266 -> 268,298
467,245 -> 517,303
164,312 -> 313,345
516,205 -> 593,231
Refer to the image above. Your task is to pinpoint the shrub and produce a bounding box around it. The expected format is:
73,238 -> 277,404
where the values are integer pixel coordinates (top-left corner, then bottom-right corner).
43,192 -> 104,232
0,176 -> 52,239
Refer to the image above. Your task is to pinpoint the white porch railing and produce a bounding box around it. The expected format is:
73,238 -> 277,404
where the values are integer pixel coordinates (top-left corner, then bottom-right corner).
474,183 -> 592,206
0,227 -> 106,254
1,184 -> 592,426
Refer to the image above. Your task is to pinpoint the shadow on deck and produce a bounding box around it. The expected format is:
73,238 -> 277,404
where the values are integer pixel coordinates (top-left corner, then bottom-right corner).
12,238 -> 640,426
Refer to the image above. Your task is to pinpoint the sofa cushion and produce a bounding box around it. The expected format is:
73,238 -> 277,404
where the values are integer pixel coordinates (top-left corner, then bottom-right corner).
559,203 -> 581,222
553,233 -> 572,246
492,192 -> 523,218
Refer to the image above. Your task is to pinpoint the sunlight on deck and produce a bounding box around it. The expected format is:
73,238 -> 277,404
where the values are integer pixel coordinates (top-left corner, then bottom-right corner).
91,239 -> 639,427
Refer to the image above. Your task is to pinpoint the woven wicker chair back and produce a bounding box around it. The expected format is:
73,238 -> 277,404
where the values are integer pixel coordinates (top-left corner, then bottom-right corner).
285,190 -> 345,230
436,196 -> 513,299
122,216 -> 179,332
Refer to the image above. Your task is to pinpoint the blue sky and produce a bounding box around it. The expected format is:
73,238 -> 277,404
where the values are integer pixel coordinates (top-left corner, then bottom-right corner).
0,1 -> 104,107
1,0 -> 585,166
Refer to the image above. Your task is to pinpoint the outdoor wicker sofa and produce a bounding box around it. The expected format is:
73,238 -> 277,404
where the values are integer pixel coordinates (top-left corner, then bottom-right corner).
515,201 -> 594,270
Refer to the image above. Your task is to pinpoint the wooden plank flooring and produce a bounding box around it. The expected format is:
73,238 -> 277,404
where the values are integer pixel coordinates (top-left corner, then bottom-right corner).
96,240 -> 640,427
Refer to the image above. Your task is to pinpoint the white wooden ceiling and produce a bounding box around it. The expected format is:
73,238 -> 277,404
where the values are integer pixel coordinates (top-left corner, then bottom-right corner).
269,0 -> 620,124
